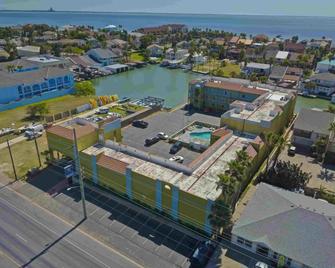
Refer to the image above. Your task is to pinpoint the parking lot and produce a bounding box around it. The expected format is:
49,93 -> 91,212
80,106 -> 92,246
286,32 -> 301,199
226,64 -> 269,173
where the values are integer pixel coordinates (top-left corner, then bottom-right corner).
122,108 -> 221,165
279,145 -> 335,192
54,185 -> 203,267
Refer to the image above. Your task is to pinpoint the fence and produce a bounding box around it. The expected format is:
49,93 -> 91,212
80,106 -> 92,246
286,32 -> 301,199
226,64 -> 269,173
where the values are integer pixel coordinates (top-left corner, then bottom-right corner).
121,106 -> 160,127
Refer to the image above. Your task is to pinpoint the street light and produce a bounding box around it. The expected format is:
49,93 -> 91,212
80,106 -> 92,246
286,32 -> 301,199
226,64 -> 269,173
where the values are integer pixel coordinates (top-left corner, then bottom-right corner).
66,184 -> 87,219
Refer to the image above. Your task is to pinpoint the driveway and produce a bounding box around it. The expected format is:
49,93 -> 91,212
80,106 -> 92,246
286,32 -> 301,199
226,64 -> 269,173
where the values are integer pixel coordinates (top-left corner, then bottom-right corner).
279,146 -> 335,192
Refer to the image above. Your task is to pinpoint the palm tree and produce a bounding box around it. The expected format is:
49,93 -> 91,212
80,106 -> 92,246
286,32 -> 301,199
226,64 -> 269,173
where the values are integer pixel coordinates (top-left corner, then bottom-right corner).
261,132 -> 279,171
208,200 -> 232,238
274,136 -> 289,166
216,173 -> 236,203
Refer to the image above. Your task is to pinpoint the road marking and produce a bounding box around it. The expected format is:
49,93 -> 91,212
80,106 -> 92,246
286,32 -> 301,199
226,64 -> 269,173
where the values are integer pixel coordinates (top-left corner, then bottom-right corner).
0,248 -> 21,267
15,233 -> 27,243
0,194 -> 144,268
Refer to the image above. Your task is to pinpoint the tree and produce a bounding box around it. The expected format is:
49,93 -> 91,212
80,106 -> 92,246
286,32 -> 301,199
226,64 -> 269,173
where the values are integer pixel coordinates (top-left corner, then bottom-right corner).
326,105 -> 335,114
261,132 -> 279,171
274,136 -> 289,166
208,200 -> 232,237
314,137 -> 327,162
216,173 -> 236,203
74,81 -> 96,96
260,160 -> 311,190
26,103 -> 49,118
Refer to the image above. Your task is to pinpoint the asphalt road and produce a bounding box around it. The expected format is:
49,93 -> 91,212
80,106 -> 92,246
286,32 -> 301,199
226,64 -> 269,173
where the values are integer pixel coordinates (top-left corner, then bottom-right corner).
0,184 -> 142,268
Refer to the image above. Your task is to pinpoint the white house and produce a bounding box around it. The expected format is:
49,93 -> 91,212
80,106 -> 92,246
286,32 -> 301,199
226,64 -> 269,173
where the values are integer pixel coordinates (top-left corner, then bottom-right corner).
165,48 -> 189,61
292,108 -> 335,147
232,183 -> 335,268
17,46 -> 41,57
147,44 -> 164,57
244,62 -> 271,76
316,59 -> 335,73
192,53 -> 207,64
275,51 -> 289,62
302,72 -> 335,96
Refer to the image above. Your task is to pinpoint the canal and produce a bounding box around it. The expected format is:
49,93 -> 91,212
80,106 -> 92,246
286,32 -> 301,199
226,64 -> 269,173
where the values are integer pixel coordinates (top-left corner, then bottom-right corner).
93,65 -> 332,112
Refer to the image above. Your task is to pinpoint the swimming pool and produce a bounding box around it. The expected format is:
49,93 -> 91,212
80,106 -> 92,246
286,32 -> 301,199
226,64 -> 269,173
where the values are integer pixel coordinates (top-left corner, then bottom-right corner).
190,131 -> 212,141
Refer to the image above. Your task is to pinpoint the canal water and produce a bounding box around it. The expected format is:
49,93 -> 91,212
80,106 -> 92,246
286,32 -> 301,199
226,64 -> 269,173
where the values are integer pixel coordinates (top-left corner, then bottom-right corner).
93,65 -> 331,112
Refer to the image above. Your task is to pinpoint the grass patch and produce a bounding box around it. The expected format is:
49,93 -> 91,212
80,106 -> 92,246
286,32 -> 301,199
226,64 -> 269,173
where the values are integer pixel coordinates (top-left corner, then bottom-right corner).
0,95 -> 92,130
193,60 -> 241,77
130,52 -> 145,62
0,134 -> 48,179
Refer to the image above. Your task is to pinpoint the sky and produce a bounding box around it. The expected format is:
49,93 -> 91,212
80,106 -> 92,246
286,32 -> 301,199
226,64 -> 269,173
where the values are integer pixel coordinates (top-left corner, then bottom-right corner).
1,0 -> 335,17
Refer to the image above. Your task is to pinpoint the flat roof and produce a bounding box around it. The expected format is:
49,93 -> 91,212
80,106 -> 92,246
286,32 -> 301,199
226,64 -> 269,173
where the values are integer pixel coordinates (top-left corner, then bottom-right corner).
276,51 -> 289,60
27,56 -> 60,63
83,132 -> 260,201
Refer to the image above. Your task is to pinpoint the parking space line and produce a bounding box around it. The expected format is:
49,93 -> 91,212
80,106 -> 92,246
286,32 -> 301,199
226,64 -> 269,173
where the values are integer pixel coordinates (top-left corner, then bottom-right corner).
89,207 -> 100,216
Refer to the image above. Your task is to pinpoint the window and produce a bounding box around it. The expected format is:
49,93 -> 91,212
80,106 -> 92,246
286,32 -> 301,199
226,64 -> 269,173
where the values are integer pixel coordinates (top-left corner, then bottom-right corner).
237,237 -> 244,244
256,245 -> 269,256
57,77 -> 63,84
18,86 -> 23,94
287,258 -> 292,266
244,239 -> 252,248
273,252 -> 278,260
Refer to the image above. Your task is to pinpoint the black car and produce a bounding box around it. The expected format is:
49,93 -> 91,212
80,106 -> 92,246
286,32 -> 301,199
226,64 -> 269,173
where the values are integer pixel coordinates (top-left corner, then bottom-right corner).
169,142 -> 182,154
145,136 -> 160,146
132,120 -> 148,128
190,241 -> 216,267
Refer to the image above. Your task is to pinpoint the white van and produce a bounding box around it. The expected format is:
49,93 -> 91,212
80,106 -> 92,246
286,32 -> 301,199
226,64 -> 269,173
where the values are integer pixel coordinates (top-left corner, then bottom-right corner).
25,124 -> 44,134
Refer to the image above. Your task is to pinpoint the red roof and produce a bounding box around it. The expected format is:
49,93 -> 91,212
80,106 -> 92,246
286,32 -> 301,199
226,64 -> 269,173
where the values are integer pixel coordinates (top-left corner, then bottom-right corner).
246,144 -> 257,159
97,154 -> 128,174
212,128 -> 231,138
47,124 -> 96,140
205,81 -> 267,96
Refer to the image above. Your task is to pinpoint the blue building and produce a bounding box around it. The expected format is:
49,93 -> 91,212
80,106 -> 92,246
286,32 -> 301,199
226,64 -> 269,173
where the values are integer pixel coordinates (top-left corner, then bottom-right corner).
0,65 -> 74,111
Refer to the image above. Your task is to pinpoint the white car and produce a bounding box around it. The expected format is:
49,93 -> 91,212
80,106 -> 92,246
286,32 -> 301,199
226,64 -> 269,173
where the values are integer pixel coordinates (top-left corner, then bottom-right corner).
255,262 -> 268,268
169,156 -> 184,163
157,132 -> 169,140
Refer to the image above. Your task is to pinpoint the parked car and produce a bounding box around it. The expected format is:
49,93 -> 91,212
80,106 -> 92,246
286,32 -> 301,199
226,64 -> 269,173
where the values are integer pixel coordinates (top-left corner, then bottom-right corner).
169,156 -> 184,163
169,142 -> 182,154
157,132 -> 168,140
145,136 -> 160,146
255,261 -> 269,268
191,240 -> 216,267
132,120 -> 148,128
25,130 -> 43,140
95,107 -> 109,114
288,146 -> 296,156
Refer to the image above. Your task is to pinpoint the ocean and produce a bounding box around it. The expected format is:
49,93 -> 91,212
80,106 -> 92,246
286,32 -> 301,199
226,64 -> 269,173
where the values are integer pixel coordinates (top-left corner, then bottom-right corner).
0,11 -> 335,40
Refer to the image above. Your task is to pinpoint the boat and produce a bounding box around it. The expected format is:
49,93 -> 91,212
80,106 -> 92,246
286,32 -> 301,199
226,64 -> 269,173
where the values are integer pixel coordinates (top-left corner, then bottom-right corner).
331,94 -> 335,104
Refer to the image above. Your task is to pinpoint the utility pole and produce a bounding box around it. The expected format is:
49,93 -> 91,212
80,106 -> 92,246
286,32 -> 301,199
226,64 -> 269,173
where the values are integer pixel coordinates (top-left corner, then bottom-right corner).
6,139 -> 17,181
34,135 -> 42,167
73,128 -> 87,219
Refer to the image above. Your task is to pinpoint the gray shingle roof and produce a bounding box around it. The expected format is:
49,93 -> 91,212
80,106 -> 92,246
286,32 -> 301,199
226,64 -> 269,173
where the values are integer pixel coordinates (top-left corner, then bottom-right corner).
0,67 -> 71,87
310,72 -> 335,82
88,48 -> 117,59
294,108 -> 335,135
232,183 -> 335,268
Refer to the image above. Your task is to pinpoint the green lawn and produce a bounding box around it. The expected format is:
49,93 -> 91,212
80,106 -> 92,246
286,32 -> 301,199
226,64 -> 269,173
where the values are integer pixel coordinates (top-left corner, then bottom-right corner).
193,60 -> 241,77
0,135 -> 48,179
130,52 -> 145,62
0,95 -> 92,130
108,104 -> 144,117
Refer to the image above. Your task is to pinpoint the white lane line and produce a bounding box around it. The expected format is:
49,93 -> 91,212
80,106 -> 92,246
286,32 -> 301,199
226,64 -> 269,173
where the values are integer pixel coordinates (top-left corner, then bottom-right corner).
15,233 -> 27,243
0,196 -> 142,268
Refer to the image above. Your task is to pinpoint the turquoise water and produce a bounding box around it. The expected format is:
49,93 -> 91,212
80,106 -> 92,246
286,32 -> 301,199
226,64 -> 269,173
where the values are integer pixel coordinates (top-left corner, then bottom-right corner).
190,131 -> 212,141
93,65 -> 199,108
1,11 -> 335,40
93,65 -> 332,111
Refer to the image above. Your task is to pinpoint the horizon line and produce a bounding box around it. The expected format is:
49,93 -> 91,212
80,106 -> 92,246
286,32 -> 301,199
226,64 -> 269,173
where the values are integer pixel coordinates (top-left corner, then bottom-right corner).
0,9 -> 335,18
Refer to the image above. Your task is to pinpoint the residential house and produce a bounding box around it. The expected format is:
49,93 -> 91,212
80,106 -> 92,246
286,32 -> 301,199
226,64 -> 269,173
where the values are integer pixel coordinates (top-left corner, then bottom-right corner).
213,38 -> 225,46
87,48 -> 120,66
128,32 -> 144,48
17,46 -> 41,57
244,62 -> 271,76
192,53 -> 207,64
269,66 -> 288,83
176,41 -> 190,49
47,39 -> 87,47
284,41 -> 306,53
316,59 -> 335,73
165,48 -> 188,61
137,24 -> 187,35
229,36 -> 239,46
275,51 -> 289,62
147,44 -> 164,57
301,72 -> 335,96
292,108 -> 335,147
108,39 -> 128,49
232,183 -> 335,268
238,39 -> 253,46
253,34 -> 269,43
